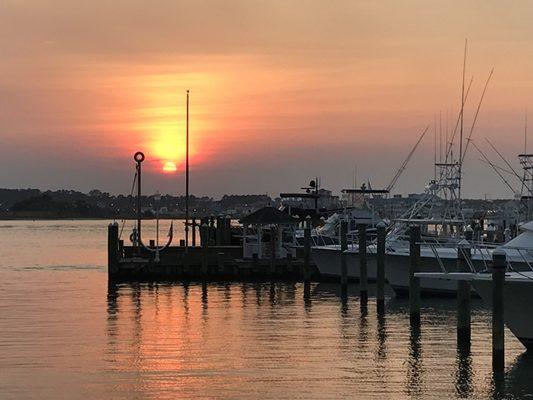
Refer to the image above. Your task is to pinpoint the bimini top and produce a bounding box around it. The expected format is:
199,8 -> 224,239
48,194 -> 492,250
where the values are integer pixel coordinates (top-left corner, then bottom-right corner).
240,207 -> 300,225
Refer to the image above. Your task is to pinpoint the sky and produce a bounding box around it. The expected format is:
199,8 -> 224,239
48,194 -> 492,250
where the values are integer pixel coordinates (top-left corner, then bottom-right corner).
1,0 -> 533,198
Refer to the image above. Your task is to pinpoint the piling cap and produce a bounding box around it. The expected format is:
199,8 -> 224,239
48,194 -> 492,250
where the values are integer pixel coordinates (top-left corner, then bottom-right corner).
493,247 -> 507,257
492,247 -> 507,267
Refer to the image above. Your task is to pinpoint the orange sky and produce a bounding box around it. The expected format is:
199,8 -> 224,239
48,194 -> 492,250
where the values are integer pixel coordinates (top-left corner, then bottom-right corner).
2,1 -> 533,197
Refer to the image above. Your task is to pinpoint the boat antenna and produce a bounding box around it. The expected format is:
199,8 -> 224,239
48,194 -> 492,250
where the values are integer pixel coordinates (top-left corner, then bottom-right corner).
386,125 -> 429,192
525,109 -> 528,154
458,38 -> 467,203
433,113 -> 437,180
445,109 -> 448,162
185,90 -> 190,253
470,139 -> 517,195
485,138 -> 532,194
477,158 -> 514,176
461,68 -> 494,163
445,76 -> 473,163
439,110 -> 442,163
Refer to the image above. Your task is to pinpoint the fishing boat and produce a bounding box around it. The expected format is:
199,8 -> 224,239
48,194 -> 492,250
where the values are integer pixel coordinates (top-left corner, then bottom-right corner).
310,192 -> 384,280
311,125 -> 430,280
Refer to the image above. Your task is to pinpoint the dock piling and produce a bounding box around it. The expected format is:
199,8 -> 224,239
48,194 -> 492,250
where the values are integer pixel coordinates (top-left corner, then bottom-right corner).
409,225 -> 421,326
376,222 -> 386,314
191,218 -> 196,247
224,216 -> 232,245
358,223 -> 368,305
457,240 -> 472,348
201,223 -> 209,275
108,222 -> 119,275
340,220 -> 348,286
492,248 -> 506,373
303,223 -> 311,283
216,216 -> 223,245
270,226 -> 276,275
217,252 -> 224,273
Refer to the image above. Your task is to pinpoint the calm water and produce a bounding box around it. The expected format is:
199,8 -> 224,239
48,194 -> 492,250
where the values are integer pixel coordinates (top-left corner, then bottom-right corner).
1,220 -> 532,399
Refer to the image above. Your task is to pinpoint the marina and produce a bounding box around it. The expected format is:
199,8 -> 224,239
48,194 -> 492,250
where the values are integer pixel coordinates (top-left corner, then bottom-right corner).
5,2 -> 533,398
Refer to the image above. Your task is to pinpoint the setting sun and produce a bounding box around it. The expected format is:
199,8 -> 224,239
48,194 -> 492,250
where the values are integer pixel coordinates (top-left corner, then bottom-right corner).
162,161 -> 177,173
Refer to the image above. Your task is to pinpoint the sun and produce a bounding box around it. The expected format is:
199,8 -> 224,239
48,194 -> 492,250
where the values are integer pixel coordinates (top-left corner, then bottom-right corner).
162,161 -> 177,173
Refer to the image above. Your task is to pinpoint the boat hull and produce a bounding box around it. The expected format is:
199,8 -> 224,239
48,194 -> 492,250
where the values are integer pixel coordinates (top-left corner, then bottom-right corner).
385,248 -> 532,296
384,253 -> 461,296
312,246 -> 377,281
472,277 -> 533,351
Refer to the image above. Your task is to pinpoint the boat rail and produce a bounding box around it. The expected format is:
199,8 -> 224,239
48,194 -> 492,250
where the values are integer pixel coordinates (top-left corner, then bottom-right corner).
421,240 -> 533,274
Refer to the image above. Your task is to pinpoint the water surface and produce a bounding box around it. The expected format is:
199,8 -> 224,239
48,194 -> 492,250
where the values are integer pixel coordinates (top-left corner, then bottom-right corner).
0,220 -> 532,399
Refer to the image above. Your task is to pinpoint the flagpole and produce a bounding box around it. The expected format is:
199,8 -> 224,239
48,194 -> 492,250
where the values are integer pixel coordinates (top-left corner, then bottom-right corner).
185,90 -> 190,253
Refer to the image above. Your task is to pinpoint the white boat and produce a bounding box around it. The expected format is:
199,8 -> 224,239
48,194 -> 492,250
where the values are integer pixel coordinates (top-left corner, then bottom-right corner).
416,270 -> 533,351
386,221 -> 533,295
312,244 -> 378,280
310,205 -> 382,280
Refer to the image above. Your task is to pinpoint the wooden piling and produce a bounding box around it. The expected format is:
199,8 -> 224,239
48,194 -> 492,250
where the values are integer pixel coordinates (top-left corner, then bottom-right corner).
108,223 -> 119,275
217,252 -> 224,273
216,216 -> 223,245
492,248 -> 506,373
358,223 -> 368,305
457,241 -> 472,347
224,216 -> 232,246
303,224 -> 311,282
191,218 -> 196,247
409,225 -> 421,325
286,252 -> 293,272
270,226 -> 276,275
209,216 -> 216,245
376,222 -> 386,313
199,218 -> 207,246
340,220 -> 348,286
201,223 -> 209,275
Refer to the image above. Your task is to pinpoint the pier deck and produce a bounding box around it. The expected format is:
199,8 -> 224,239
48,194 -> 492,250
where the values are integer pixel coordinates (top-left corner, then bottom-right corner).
109,224 -> 318,281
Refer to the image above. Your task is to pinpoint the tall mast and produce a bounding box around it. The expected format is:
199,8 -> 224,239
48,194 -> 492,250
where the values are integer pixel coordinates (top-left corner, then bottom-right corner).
433,113 -> 437,180
525,109 -> 528,154
185,90 -> 190,252
458,39 -> 467,204
439,111 -> 442,163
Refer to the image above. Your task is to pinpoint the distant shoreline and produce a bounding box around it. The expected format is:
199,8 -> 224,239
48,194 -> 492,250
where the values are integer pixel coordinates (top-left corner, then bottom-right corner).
0,216 -> 186,221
